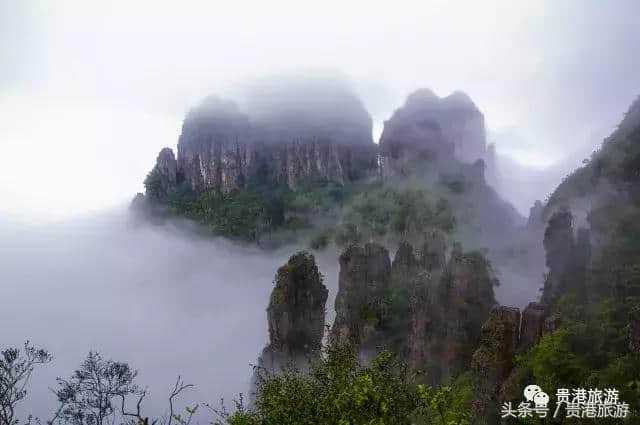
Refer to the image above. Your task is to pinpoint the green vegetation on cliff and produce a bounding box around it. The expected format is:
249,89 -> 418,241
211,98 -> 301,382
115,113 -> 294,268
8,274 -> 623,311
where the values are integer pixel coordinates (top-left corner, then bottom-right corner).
216,343 -> 472,425
147,172 -> 462,247
508,296 -> 640,423
334,187 -> 456,246
159,180 -> 365,242
140,144 -> 521,255
496,97 -> 640,423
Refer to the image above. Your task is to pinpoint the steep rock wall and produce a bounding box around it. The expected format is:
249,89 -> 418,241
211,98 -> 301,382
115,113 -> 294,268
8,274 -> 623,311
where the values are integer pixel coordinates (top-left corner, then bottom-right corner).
332,235 -> 497,385
379,89 -> 487,178
256,252 -> 328,373
150,90 -> 377,197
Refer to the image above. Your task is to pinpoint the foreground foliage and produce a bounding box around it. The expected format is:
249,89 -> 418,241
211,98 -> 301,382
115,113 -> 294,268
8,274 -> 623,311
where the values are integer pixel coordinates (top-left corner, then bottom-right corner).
509,296 -> 640,424
0,342 -> 473,425
215,343 -> 471,425
0,342 -> 52,425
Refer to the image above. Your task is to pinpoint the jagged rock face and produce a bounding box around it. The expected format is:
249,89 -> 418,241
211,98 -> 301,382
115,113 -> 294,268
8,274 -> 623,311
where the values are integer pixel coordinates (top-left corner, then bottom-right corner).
540,209 -> 593,307
403,231 -> 449,381
253,252 -> 327,398
331,233 -> 494,386
420,229 -> 448,272
156,148 -> 178,187
144,148 -> 178,201
379,89 -> 486,177
484,143 -> 498,189
390,231 -> 446,281
332,243 -> 392,350
390,241 -> 421,281
470,306 -> 521,425
176,97 -> 252,193
541,210 -> 575,305
167,88 -> 377,195
526,200 -> 544,230
520,302 -> 545,349
429,249 -> 496,383
266,252 -> 328,355
330,234 -> 496,385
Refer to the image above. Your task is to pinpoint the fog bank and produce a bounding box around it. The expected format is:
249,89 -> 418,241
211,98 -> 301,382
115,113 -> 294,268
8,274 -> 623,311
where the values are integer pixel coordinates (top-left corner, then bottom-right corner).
0,209 -> 339,419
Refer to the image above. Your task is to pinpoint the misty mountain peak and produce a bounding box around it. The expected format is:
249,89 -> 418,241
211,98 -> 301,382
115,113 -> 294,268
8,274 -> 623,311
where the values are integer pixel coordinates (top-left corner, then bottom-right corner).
188,96 -> 242,118
379,88 -> 487,176
159,77 -> 379,194
181,96 -> 250,137
441,90 -> 479,111
244,75 -> 373,146
404,88 -> 440,108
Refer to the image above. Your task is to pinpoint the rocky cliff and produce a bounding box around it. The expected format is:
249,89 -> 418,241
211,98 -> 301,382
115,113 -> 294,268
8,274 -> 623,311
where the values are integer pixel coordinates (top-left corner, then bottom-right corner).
378,89 -> 487,178
540,210 -> 576,306
144,147 -> 178,201
332,235 -> 496,385
136,81 -> 524,257
331,243 -> 392,352
424,244 -> 497,384
539,209 -> 592,307
470,306 -> 521,425
536,97 -> 640,304
401,231 -> 448,380
519,301 -> 545,349
256,252 -> 328,373
146,84 -> 377,198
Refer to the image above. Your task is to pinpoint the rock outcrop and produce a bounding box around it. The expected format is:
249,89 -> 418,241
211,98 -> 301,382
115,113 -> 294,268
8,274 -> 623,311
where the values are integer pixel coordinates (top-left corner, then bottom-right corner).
484,143 -> 499,189
379,89 -> 487,178
540,210 -> 576,306
144,148 -> 178,201
332,234 -> 497,385
175,97 -> 252,193
148,83 -> 377,198
519,302 -> 546,349
526,200 -> 544,230
540,209 -> 592,307
257,252 -> 328,373
426,247 -> 497,383
469,300 -> 568,423
470,306 -> 521,425
403,231 -> 449,382
331,243 -> 392,353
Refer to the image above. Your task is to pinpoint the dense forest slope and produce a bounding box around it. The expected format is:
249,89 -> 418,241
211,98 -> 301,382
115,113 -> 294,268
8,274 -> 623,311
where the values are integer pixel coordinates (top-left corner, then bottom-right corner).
470,97 -> 640,424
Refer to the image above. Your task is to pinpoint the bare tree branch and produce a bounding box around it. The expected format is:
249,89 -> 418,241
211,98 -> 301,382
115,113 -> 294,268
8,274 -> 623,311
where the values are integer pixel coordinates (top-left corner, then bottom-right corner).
167,376 -> 193,425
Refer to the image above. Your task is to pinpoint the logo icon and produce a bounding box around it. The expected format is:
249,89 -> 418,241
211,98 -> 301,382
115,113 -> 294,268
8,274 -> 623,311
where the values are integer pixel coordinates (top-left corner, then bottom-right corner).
524,384 -> 543,402
533,391 -> 550,407
502,385 -> 629,419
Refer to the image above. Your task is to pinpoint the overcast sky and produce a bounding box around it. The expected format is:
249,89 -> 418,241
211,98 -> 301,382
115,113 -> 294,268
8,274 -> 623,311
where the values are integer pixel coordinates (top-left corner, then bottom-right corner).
2,0 -> 640,221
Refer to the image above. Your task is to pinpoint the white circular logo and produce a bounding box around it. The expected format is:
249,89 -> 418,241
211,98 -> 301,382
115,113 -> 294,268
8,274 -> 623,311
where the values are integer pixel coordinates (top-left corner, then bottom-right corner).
533,391 -> 550,407
524,384 -> 542,402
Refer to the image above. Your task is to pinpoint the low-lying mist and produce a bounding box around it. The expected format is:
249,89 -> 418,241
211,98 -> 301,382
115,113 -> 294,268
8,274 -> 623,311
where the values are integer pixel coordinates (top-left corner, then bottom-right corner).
0,197 -> 545,420
0,209 -> 339,419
